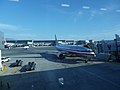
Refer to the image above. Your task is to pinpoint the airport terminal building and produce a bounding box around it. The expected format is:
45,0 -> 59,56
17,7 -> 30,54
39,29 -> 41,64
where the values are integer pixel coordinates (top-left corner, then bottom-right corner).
0,31 -> 4,49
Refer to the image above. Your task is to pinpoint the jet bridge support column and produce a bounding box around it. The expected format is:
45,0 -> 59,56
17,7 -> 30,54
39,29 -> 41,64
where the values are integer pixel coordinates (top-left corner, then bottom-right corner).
114,39 -> 119,62
0,50 -> 2,70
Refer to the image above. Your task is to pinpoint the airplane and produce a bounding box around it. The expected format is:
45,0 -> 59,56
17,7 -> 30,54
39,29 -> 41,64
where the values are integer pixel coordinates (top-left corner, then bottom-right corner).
54,35 -> 96,62
4,40 -> 16,48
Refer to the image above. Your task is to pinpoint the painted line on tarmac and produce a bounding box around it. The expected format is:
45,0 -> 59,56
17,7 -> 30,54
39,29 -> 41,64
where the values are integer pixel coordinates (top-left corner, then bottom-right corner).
80,68 -> 120,88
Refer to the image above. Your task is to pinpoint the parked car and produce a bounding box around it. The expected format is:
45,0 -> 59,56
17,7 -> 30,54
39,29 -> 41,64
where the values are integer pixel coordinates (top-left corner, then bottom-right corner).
1,57 -> 11,63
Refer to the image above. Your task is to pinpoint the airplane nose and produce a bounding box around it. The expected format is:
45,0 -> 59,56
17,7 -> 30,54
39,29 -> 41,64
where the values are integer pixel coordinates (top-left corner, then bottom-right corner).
93,54 -> 96,57
89,52 -> 96,57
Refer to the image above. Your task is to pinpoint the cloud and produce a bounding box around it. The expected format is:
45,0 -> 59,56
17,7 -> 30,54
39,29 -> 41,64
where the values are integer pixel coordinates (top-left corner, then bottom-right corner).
115,10 -> 120,12
88,10 -> 101,20
61,3 -> 70,7
100,8 -> 107,11
88,26 -> 120,40
0,23 -> 31,31
67,32 -> 117,41
17,33 -> 36,38
88,9 -> 107,21
0,23 -> 19,31
5,33 -> 38,40
82,6 -> 90,9
8,0 -> 19,2
67,24 -> 120,40
73,11 -> 83,22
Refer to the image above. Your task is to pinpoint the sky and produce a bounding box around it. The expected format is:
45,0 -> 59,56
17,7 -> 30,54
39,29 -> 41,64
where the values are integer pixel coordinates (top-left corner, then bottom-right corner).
0,0 -> 120,40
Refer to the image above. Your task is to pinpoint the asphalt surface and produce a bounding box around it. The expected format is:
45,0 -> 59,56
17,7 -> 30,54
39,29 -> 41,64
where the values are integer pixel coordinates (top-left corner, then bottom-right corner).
0,46 -> 120,90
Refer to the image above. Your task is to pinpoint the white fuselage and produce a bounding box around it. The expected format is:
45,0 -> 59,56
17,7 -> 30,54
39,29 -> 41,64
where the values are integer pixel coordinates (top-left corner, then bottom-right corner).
55,44 -> 96,57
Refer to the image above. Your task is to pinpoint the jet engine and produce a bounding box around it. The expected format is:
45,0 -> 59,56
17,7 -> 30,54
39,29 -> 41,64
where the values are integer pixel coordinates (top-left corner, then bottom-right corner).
57,52 -> 65,59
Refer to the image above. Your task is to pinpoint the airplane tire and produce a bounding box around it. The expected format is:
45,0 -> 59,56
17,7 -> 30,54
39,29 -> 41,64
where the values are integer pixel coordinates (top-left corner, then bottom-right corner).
85,60 -> 88,63
59,54 -> 65,60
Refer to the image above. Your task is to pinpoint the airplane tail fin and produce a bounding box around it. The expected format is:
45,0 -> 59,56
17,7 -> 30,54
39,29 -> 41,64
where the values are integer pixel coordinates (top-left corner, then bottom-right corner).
55,35 -> 58,46
4,39 -> 7,45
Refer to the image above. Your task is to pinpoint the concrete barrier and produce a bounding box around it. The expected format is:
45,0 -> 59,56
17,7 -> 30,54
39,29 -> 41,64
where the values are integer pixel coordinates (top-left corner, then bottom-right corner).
96,53 -> 110,61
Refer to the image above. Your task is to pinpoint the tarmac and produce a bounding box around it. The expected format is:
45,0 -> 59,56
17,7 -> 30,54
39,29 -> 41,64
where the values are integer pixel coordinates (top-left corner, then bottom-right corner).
0,46 -> 120,90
